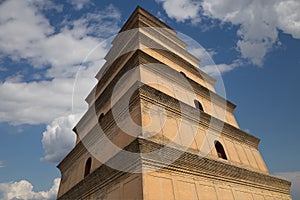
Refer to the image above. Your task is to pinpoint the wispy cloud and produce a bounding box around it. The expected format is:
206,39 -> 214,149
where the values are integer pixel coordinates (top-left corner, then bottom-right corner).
201,60 -> 242,76
187,46 -> 217,65
0,161 -> 5,168
181,36 -> 239,76
67,0 -> 92,10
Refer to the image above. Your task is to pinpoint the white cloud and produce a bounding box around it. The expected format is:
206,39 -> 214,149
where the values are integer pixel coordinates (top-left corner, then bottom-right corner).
274,171 -> 300,200
157,0 -> 300,66
201,60 -> 242,76
61,4 -> 121,39
41,115 -> 79,163
0,0 -> 120,166
0,178 -> 60,200
0,1 -> 119,125
236,39 -> 270,66
188,47 -> 216,60
202,0 -> 300,66
0,1 -> 119,73
38,59 -> 104,163
185,45 -> 239,76
187,46 -> 217,67
29,0 -> 63,12
202,63 -> 235,76
156,0 -> 201,23
0,0 -> 120,70
0,0 -> 54,66
275,1 -> 300,39
0,57 -> 104,125
0,62 -> 100,162
4,72 -> 24,83
0,79 -> 74,125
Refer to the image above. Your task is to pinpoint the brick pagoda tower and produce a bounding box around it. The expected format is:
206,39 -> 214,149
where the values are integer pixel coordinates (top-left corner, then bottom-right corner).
57,6 -> 291,200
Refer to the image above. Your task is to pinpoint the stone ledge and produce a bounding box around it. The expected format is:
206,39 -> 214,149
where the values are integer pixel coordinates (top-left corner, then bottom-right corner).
138,83 -> 259,148
58,138 -> 291,199
60,80 -> 261,171
137,137 -> 291,194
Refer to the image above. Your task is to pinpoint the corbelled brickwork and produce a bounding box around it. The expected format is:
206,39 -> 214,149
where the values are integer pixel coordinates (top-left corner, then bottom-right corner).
57,6 -> 291,200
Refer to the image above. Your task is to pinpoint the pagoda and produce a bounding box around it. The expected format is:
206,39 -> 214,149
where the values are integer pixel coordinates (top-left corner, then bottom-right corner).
57,6 -> 291,200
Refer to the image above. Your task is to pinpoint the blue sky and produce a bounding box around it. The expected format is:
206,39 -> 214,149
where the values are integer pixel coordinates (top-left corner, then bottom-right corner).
0,0 -> 299,199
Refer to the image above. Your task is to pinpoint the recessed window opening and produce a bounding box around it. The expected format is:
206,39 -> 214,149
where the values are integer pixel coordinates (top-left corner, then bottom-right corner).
214,141 -> 227,160
194,100 -> 204,111
84,157 -> 92,177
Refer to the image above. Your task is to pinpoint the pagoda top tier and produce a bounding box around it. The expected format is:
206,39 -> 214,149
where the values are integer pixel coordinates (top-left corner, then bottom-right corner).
120,6 -> 174,33
117,6 -> 187,49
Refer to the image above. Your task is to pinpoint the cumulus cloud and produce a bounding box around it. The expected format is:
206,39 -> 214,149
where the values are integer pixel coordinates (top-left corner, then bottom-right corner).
0,0 -> 54,66
0,62 -> 102,125
0,1 -> 119,125
0,0 -> 120,165
201,0 -> 280,66
0,178 -> 60,200
274,171 -> 300,199
156,0 -> 201,23
0,0 -> 118,74
41,114 -> 79,163
0,79 -> 72,124
0,56 -> 104,125
275,1 -> 300,39
156,0 -> 300,66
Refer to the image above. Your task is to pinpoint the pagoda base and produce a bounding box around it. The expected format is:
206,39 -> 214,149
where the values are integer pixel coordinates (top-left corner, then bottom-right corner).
58,137 -> 291,200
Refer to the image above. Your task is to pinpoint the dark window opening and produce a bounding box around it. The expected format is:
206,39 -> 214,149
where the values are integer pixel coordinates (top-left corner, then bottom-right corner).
180,71 -> 187,77
194,100 -> 204,111
84,157 -> 92,178
99,113 -> 104,122
215,141 -> 227,160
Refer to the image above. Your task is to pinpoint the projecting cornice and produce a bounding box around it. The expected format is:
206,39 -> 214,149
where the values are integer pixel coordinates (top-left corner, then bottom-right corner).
58,138 -> 291,200
62,76 -> 257,172
86,49 -> 218,108
137,83 -> 258,148
137,138 -> 291,194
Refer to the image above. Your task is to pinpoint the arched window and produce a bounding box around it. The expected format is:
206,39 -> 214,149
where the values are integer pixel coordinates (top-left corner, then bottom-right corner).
84,157 -> 92,178
194,100 -> 204,112
214,141 -> 227,160
180,71 -> 187,77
